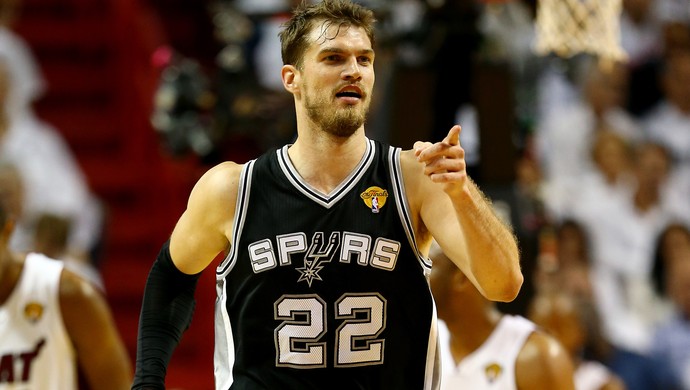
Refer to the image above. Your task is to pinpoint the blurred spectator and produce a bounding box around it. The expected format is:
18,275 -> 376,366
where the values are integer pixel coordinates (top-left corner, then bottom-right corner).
533,219 -> 683,390
545,130 -> 635,223
651,222 -> 690,304
0,52 -> 105,267
0,0 -> 45,119
657,0 -> 690,25
650,247 -> 690,389
532,220 -> 595,305
621,0 -> 666,116
621,0 -> 664,65
642,50 -> 690,168
536,59 -> 642,185
576,142 -> 677,353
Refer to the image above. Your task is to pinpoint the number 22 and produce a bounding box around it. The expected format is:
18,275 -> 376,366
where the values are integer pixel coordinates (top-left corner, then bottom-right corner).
274,293 -> 387,368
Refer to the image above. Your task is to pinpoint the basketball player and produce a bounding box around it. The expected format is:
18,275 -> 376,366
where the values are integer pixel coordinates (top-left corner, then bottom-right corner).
429,242 -> 576,389
132,1 -> 522,389
0,179 -> 132,388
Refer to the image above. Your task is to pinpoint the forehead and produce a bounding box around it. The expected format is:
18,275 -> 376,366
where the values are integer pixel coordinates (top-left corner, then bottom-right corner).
304,20 -> 373,54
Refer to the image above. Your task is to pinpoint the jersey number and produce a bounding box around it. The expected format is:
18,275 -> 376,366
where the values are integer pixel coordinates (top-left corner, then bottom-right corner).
274,293 -> 387,368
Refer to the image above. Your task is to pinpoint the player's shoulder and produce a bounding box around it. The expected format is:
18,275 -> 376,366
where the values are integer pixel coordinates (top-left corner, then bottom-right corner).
519,330 -> 565,361
514,329 -> 577,388
516,329 -> 575,387
58,263 -> 102,306
204,161 -> 244,182
191,161 -> 244,198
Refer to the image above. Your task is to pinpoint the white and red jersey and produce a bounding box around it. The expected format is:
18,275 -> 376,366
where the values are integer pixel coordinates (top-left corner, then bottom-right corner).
0,253 -> 77,389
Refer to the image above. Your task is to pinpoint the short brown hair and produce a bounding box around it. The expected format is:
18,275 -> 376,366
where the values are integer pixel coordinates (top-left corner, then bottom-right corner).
279,0 -> 376,68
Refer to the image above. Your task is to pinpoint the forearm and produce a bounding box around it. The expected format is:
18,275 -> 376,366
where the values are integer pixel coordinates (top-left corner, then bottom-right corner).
450,179 -> 522,301
132,240 -> 201,390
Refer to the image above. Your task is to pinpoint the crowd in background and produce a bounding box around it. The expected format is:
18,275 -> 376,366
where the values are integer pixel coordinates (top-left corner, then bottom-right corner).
1,0 -> 690,389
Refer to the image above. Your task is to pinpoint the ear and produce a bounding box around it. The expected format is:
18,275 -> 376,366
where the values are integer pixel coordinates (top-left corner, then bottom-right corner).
451,270 -> 471,292
281,64 -> 300,95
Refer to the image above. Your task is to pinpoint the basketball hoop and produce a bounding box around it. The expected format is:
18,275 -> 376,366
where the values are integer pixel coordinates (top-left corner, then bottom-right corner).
533,0 -> 628,66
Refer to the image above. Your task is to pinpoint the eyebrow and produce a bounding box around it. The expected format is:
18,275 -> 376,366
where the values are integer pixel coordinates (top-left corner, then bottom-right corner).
318,47 -> 375,56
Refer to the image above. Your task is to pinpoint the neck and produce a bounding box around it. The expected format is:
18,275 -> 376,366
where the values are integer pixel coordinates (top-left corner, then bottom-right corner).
288,130 -> 367,194
444,305 -> 502,364
0,250 -> 20,305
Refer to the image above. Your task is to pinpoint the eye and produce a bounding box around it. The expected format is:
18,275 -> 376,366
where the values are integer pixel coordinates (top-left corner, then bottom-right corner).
325,55 -> 342,62
358,56 -> 372,65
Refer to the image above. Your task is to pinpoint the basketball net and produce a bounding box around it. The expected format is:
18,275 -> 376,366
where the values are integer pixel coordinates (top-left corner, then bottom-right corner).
534,0 -> 628,66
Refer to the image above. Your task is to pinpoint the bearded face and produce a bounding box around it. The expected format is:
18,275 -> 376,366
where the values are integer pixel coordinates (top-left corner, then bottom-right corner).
303,80 -> 370,138
293,22 -> 375,138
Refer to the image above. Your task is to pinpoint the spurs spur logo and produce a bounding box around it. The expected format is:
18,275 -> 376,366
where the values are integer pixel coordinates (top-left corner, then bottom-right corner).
296,232 -> 340,286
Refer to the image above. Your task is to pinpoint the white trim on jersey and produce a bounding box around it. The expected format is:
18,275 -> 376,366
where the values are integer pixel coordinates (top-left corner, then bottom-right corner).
217,159 -> 256,276
388,147 -> 433,272
425,301 -> 441,390
276,139 -> 376,209
214,278 -> 235,390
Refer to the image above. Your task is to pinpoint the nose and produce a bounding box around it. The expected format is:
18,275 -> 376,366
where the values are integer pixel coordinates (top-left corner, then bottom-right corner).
342,56 -> 362,81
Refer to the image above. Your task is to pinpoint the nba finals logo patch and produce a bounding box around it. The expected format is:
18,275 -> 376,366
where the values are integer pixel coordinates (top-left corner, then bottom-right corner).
24,302 -> 44,323
360,186 -> 388,213
484,363 -> 503,383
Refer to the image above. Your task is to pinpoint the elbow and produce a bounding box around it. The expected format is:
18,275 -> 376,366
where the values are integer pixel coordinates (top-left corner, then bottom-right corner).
484,257 -> 524,302
497,244 -> 523,302
492,270 -> 524,302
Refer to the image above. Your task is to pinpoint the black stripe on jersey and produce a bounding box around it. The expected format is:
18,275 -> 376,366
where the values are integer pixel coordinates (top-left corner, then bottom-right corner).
388,147 -> 432,271
217,160 -> 255,276
276,139 -> 376,209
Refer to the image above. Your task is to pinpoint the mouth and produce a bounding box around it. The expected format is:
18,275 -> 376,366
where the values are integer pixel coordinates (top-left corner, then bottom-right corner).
335,86 -> 363,102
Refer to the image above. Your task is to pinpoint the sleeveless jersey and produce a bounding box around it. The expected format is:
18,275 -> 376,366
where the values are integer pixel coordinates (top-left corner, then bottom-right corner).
214,139 -> 439,390
439,315 -> 536,390
0,253 -> 77,389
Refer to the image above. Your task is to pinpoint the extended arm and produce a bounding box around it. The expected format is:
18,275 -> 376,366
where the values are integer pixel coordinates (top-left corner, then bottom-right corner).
407,125 -> 522,301
60,269 -> 133,390
131,162 -> 242,389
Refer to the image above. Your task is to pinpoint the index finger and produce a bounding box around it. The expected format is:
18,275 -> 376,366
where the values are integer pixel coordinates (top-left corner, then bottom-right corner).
443,125 -> 462,146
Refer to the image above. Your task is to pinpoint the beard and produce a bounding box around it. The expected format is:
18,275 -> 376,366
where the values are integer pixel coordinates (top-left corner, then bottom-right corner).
304,86 -> 369,138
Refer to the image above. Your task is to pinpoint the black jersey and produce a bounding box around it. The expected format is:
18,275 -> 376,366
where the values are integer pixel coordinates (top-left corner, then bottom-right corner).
214,139 -> 439,390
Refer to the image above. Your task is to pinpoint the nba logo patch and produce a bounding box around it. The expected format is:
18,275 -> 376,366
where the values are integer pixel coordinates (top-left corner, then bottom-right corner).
484,363 -> 503,383
360,186 -> 388,213
24,302 -> 44,323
